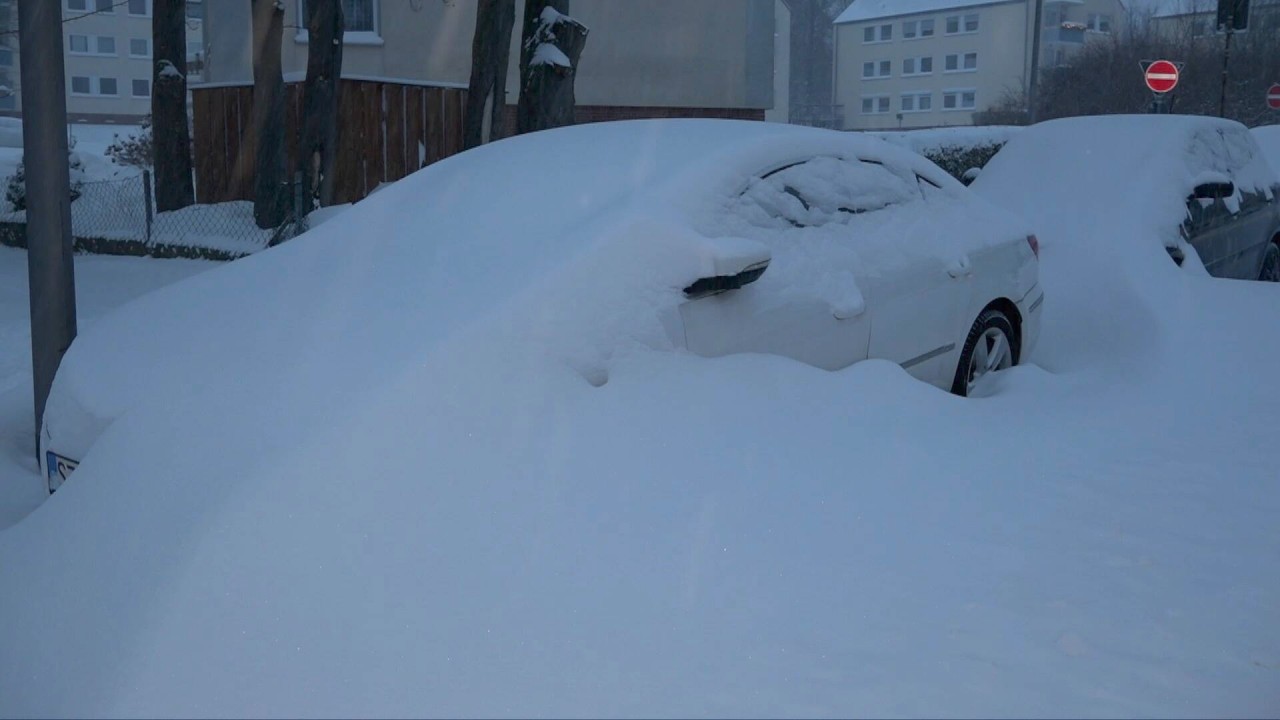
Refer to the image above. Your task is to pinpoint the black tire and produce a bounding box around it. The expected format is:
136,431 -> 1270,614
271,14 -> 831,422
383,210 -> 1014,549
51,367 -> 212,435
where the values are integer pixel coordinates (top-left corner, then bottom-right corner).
1260,242 -> 1280,283
950,309 -> 1019,397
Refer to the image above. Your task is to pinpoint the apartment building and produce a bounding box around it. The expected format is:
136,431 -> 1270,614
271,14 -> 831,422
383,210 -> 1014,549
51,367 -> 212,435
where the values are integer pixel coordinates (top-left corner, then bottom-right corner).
833,0 -> 1124,131
0,0 -> 203,122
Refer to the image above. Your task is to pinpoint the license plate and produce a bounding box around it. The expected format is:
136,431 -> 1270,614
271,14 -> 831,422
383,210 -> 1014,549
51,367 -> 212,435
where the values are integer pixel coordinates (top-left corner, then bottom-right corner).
46,451 -> 79,491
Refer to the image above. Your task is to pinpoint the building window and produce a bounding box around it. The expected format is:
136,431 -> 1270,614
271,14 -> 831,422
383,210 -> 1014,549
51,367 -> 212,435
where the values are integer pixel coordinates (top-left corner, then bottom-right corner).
130,38 -> 149,57
944,52 -> 976,72
67,0 -> 87,10
1087,13 -> 1111,32
862,60 -> 891,79
96,36 -> 115,54
299,0 -> 378,35
98,77 -> 117,95
943,89 -> 977,110
70,76 -> 91,94
920,18 -> 935,36
95,0 -> 113,11
128,0 -> 146,14
863,23 -> 892,43
902,56 -> 933,75
860,95 -> 891,114
69,34 -> 89,53
903,20 -> 917,38
901,92 -> 932,113
947,13 -> 978,34
132,78 -> 150,97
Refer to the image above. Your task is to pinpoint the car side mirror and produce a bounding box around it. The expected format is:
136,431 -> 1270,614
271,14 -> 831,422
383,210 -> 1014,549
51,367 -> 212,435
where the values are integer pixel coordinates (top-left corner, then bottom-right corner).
684,260 -> 769,299
1192,180 -> 1234,200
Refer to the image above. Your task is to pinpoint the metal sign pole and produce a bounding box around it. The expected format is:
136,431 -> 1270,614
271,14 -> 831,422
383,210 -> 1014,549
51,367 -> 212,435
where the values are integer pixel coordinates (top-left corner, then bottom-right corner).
18,0 -> 78,450
1219,5 -> 1234,117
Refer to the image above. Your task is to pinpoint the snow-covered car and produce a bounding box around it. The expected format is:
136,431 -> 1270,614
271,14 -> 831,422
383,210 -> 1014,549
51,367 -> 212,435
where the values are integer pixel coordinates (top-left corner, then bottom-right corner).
976,115 -> 1280,283
1252,124 -> 1280,188
38,119 -> 1041,492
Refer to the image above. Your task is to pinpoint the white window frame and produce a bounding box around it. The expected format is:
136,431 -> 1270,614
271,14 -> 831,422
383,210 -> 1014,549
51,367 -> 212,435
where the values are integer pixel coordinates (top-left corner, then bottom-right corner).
295,0 -> 383,45
69,75 -> 92,95
903,20 -> 917,39
946,13 -> 979,35
129,37 -> 150,58
66,0 -> 88,10
131,78 -> 150,97
93,0 -> 113,12
942,88 -> 977,111
863,22 -> 892,44
1087,13 -> 1112,33
860,94 -> 891,115
126,0 -> 149,16
920,18 -> 935,37
902,55 -> 933,76
944,52 -> 977,73
900,91 -> 932,114
68,34 -> 90,54
95,35 -> 117,55
97,77 -> 118,96
862,59 -> 892,80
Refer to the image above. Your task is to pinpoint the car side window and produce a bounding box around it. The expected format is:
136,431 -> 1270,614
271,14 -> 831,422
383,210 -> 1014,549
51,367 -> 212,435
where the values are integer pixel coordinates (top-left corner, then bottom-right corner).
735,156 -> 921,229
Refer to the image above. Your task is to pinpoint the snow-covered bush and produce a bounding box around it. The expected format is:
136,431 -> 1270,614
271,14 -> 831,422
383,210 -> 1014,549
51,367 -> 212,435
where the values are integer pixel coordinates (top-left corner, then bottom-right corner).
920,142 -> 1005,185
105,116 -> 153,170
5,136 -> 86,211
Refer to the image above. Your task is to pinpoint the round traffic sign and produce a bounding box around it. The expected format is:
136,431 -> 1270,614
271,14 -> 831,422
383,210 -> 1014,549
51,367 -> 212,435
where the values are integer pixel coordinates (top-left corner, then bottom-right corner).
1145,60 -> 1180,94
1268,83 -> 1280,110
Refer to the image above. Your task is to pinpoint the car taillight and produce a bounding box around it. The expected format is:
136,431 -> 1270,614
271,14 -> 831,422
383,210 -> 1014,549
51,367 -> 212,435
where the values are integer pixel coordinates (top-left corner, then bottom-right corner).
1026,234 -> 1040,259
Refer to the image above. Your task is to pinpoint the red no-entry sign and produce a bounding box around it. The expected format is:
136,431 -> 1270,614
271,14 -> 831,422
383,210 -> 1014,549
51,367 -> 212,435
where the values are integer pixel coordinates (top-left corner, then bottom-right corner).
1145,60 -> 1180,94
1268,84 -> 1280,110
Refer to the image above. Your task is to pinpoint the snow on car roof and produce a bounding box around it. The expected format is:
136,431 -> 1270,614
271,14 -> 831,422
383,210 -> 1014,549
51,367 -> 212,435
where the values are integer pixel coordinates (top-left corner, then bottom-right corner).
973,114 -> 1276,254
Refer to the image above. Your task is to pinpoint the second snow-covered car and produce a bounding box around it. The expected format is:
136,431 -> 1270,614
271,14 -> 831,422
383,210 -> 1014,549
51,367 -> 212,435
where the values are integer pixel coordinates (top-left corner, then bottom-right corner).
40,119 -> 1041,491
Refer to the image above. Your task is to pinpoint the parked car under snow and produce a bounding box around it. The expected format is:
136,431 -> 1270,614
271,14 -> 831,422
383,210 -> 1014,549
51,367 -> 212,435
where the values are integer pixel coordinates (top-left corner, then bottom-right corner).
39,119 -> 1041,492
975,115 -> 1280,283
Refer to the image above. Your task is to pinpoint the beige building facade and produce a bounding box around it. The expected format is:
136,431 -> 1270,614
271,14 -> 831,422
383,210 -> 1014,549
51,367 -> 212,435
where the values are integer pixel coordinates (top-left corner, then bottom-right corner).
199,0 -> 790,122
833,0 -> 1124,131
0,0 -> 203,122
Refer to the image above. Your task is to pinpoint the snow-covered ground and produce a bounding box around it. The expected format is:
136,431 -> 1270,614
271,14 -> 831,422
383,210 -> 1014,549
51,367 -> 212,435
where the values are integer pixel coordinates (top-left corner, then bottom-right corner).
0,248 -> 213,529
0,118 -> 1276,717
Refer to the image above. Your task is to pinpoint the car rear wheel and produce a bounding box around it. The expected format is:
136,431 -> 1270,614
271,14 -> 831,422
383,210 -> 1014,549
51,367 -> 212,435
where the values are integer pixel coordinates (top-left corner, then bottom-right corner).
951,309 -> 1017,397
1260,242 -> 1280,283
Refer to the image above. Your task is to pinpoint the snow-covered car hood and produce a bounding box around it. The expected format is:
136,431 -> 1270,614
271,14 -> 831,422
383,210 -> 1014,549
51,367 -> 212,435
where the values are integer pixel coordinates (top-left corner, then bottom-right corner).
42,119 -> 1024,466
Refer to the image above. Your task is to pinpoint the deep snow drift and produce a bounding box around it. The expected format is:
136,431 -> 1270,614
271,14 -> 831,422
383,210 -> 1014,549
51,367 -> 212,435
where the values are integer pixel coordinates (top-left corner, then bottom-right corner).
0,119 -> 1277,718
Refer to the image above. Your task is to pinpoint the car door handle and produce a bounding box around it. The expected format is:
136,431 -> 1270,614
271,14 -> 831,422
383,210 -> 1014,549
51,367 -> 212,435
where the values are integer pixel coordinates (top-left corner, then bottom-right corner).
947,255 -> 973,278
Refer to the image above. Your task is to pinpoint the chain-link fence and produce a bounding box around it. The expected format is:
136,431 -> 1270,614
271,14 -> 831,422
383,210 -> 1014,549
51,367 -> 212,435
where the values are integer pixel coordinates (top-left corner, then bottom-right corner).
0,171 -> 308,260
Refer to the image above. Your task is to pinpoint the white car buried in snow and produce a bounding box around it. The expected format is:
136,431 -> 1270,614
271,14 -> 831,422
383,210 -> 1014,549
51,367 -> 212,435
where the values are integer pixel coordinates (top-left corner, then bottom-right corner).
39,119 -> 1041,492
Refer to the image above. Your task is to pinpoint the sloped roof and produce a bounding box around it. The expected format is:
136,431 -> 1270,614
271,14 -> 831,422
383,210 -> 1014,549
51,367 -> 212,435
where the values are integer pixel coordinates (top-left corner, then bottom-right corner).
834,0 -> 1018,24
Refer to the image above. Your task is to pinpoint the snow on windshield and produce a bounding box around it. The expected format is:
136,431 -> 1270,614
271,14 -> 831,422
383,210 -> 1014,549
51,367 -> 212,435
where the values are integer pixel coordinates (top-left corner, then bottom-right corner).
733,156 -> 921,229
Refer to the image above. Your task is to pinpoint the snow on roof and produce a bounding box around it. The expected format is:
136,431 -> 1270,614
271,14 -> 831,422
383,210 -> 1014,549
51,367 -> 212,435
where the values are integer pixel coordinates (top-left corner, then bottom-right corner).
835,0 -> 1018,24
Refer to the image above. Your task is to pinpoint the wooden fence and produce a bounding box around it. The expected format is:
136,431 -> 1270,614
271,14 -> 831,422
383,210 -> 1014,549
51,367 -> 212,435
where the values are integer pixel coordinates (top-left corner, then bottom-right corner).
191,79 -> 466,206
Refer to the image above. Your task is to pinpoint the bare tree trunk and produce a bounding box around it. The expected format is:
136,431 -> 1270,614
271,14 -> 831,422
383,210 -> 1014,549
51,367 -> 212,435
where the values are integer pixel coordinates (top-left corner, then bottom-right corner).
151,0 -> 193,212
298,0 -> 343,208
516,0 -> 588,135
252,0 -> 287,229
464,0 -> 515,149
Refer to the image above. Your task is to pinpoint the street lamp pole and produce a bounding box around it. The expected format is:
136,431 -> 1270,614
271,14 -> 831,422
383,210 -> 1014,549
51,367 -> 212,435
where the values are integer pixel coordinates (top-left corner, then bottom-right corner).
18,0 -> 78,451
